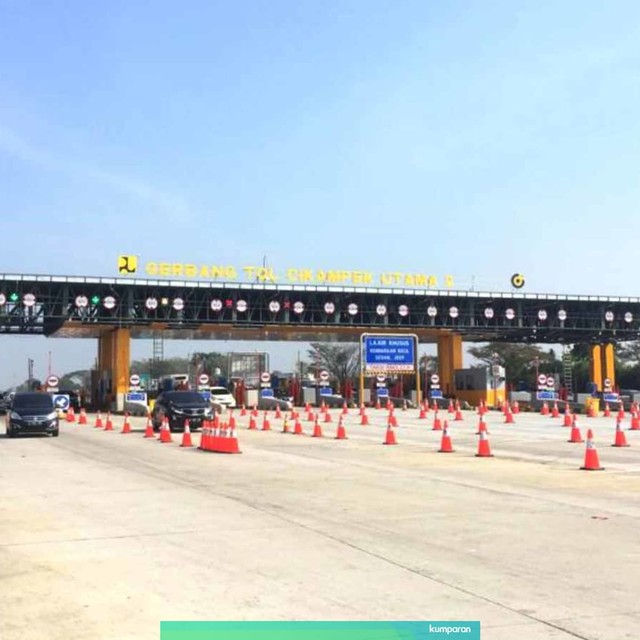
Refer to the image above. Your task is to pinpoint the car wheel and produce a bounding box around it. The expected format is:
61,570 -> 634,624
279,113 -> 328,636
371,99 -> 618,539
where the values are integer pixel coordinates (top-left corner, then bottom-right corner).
6,425 -> 13,438
52,429 -> 59,437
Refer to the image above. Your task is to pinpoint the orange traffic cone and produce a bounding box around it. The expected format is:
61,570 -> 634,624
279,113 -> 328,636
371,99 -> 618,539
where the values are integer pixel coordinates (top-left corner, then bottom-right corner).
342,401 -> 348,416
94,411 -> 103,428
248,415 -> 257,430
223,422 -> 241,454
504,408 -> 514,424
306,410 -> 315,422
438,422 -> 454,453
282,418 -> 290,434
335,417 -> 347,440
180,420 -> 194,447
375,397 -> 381,410
512,401 -> 520,414
66,407 -> 75,423
618,405 -> 626,420
540,402 -> 549,416
630,411 -> 640,430
324,410 -> 332,423
143,417 -> 154,438
603,403 -> 611,418
476,430 -> 493,457
447,399 -> 455,414
261,413 -> 271,431
360,411 -> 369,426
293,419 -> 304,435
454,400 -> 463,421
432,412 -> 442,431
563,405 -> 572,427
581,429 -> 604,470
612,420 -> 630,448
240,404 -> 247,417
312,417 -> 323,438
104,412 -> 113,431
476,415 -> 488,435
383,423 -> 397,445
78,408 -> 87,425
160,418 -> 173,443
418,405 -> 427,419
568,415 -> 583,443
199,422 -> 210,450
275,405 -> 282,420
121,413 -> 131,434
551,402 -> 559,418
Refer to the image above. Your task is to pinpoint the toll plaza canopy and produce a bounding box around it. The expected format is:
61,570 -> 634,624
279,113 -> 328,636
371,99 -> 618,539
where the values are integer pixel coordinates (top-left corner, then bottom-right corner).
1,272 -> 639,344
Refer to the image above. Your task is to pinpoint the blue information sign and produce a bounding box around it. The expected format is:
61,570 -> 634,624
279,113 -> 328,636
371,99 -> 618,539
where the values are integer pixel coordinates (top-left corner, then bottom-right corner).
260,389 -> 274,398
52,394 -> 70,411
199,391 -> 212,403
126,392 -> 147,403
376,388 -> 389,398
536,390 -> 556,401
429,390 -> 443,399
319,387 -> 333,396
603,393 -> 620,403
363,335 -> 415,372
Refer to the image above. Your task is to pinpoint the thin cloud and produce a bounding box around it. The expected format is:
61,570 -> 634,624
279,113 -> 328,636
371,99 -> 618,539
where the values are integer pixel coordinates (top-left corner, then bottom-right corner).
0,126 -> 192,218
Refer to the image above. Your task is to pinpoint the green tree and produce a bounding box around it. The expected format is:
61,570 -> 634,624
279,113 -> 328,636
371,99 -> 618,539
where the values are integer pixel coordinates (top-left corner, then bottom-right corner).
130,357 -> 190,379
189,352 -> 228,378
308,343 -> 360,389
466,343 -> 560,389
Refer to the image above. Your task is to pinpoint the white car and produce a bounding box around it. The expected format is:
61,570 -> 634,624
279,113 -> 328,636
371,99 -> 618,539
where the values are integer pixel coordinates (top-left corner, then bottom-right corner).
209,386 -> 236,410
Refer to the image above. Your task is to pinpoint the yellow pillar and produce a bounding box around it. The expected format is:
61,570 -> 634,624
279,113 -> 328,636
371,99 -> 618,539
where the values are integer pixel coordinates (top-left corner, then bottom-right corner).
589,344 -> 603,392
602,343 -> 616,390
438,333 -> 463,396
97,328 -> 130,411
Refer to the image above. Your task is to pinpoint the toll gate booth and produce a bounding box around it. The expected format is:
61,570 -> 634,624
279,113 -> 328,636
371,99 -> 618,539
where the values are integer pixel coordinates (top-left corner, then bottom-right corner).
454,366 -> 506,408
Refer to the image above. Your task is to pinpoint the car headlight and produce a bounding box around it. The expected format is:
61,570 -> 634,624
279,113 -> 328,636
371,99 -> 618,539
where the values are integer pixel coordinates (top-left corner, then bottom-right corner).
10,411 -> 21,420
46,411 -> 58,421
204,406 -> 213,416
172,408 -> 184,415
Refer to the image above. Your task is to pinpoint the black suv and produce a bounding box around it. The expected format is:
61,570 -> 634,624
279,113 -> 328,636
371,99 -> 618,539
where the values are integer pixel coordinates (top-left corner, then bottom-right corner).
151,391 -> 213,432
5,392 -> 59,437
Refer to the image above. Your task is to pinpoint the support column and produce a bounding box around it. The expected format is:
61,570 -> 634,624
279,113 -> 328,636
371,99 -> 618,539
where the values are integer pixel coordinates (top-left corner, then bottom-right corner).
602,343 -> 616,391
589,344 -> 603,392
97,328 -> 130,411
438,333 -> 463,396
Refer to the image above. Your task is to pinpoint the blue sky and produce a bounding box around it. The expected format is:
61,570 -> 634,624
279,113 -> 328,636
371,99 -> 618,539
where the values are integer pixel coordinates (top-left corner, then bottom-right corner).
1,1 -> 640,387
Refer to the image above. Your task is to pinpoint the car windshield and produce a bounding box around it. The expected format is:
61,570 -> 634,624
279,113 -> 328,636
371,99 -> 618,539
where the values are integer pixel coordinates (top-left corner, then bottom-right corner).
12,393 -> 54,410
210,388 -> 231,396
164,392 -> 205,405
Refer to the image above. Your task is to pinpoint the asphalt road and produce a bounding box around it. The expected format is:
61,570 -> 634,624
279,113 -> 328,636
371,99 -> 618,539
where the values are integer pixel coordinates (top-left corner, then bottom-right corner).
1,407 -> 639,640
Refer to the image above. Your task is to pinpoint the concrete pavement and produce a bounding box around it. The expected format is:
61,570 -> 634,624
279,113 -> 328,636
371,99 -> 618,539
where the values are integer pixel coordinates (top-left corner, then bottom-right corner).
1,407 -> 639,640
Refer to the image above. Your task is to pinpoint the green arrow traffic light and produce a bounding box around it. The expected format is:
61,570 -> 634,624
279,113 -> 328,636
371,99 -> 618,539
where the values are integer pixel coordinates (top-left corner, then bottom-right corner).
91,295 -> 100,305
9,293 -> 18,302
